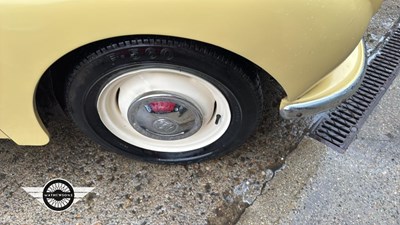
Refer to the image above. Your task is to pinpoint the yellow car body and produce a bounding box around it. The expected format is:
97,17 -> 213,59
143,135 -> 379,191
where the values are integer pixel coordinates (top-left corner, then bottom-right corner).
0,0 -> 382,145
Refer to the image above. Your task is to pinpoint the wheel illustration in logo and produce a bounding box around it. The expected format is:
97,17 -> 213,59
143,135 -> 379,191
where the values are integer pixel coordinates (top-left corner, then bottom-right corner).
42,179 -> 75,211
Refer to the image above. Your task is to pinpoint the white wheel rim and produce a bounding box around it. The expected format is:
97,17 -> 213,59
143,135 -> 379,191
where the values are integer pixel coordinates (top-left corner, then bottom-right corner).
96,68 -> 231,153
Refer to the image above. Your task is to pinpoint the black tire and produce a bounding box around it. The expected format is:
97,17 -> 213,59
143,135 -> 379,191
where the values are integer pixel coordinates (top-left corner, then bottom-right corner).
65,37 -> 263,164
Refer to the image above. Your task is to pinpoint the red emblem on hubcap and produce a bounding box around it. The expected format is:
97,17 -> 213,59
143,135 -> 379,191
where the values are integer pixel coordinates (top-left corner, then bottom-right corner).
149,101 -> 176,113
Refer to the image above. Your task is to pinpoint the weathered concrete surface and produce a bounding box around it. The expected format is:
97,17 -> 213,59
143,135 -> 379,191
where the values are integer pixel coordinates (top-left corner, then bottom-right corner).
236,137 -> 329,225
238,73 -> 400,224
283,73 -> 400,225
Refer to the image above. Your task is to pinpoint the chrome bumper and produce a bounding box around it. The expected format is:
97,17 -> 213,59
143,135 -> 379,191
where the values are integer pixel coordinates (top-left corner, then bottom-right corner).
280,42 -> 367,119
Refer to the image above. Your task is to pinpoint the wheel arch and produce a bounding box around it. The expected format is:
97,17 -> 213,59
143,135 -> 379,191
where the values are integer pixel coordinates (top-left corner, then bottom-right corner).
37,34 -> 282,112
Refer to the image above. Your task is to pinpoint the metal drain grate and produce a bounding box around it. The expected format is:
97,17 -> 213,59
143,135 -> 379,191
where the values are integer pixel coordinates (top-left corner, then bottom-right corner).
310,25 -> 400,152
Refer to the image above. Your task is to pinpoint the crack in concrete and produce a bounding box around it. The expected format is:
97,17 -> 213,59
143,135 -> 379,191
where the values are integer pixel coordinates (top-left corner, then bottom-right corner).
233,164 -> 285,224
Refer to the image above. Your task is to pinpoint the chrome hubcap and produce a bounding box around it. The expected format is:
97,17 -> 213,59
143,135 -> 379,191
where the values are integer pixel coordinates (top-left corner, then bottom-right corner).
128,93 -> 203,140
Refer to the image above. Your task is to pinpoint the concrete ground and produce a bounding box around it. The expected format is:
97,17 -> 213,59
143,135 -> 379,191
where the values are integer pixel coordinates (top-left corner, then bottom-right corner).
238,72 -> 400,225
1,1 -> 399,225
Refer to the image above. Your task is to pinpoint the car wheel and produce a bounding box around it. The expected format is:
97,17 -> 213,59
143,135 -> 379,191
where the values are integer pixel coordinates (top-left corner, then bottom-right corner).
65,37 -> 263,163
